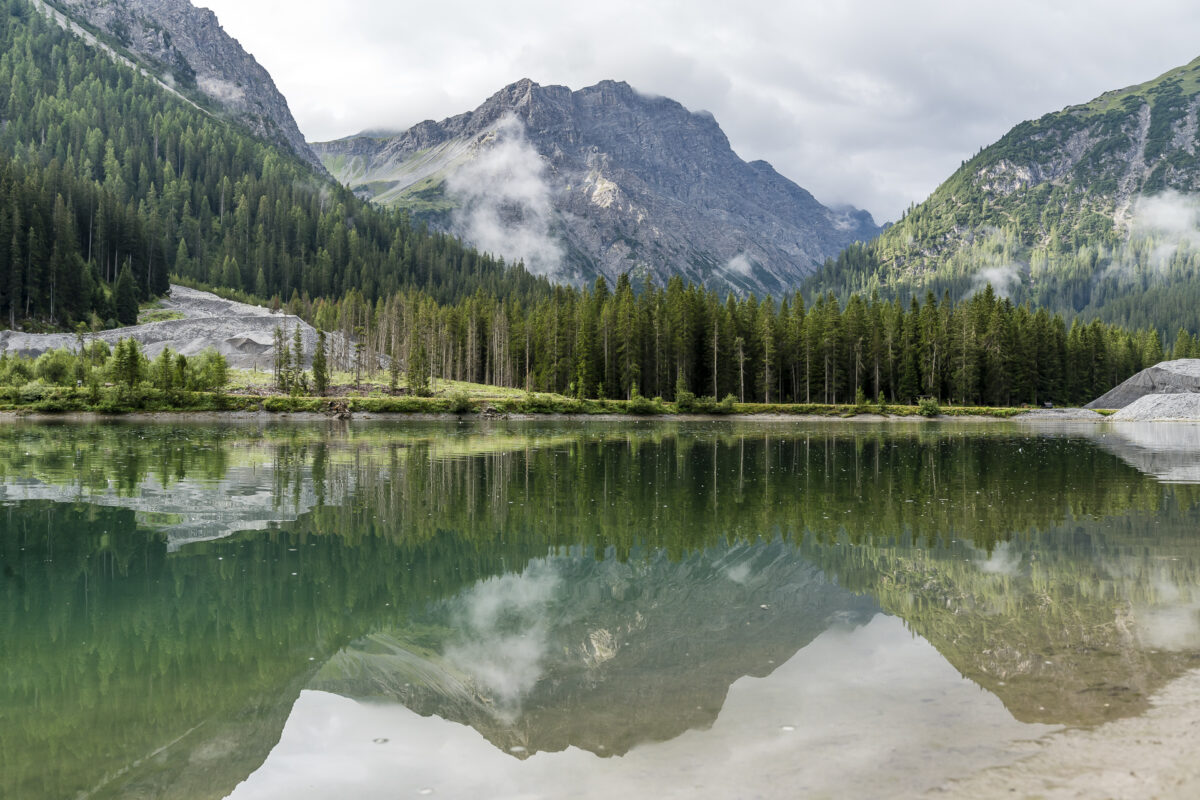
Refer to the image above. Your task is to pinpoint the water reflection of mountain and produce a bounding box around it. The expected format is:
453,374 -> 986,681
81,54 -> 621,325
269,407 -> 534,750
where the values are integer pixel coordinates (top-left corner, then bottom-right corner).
6,421 -> 1200,798
803,510 -> 1200,727
311,543 -> 878,757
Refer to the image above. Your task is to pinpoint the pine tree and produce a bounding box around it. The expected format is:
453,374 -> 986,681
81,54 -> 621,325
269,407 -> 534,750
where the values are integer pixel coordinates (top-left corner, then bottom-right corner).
312,329 -> 329,396
114,263 -> 139,326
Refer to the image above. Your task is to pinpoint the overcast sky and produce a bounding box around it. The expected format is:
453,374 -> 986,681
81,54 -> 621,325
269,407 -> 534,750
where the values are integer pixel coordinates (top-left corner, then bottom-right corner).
198,0 -> 1200,222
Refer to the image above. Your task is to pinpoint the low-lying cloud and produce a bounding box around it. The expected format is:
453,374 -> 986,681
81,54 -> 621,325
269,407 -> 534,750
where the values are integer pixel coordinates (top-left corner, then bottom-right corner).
969,264 -> 1024,299
446,114 -> 564,277
1131,190 -> 1200,271
725,253 -> 755,277
1099,190 -> 1200,283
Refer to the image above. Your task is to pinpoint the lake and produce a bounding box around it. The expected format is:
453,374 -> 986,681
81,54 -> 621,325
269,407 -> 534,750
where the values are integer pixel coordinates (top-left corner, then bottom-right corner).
2,419 -> 1199,799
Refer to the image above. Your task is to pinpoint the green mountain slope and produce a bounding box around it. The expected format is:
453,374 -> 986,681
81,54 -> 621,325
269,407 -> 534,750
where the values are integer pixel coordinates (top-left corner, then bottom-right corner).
0,0 -> 548,330
808,57 -> 1200,338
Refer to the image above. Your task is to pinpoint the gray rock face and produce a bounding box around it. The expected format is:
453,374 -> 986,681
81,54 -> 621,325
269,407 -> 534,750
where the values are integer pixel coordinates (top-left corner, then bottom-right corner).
49,0 -> 324,173
315,79 -> 879,295
1086,359 -> 1200,409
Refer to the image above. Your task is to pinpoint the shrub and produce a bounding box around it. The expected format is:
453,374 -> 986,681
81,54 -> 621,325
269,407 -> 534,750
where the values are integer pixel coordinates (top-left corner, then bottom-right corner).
918,397 -> 941,417
2,357 -> 33,387
448,391 -> 474,414
191,349 -> 229,392
34,349 -> 76,386
627,392 -> 665,415
714,394 -> 737,414
672,373 -> 698,412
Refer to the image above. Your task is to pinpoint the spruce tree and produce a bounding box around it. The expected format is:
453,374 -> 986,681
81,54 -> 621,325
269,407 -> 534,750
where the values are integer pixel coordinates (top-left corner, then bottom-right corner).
312,329 -> 329,396
114,264 -> 138,326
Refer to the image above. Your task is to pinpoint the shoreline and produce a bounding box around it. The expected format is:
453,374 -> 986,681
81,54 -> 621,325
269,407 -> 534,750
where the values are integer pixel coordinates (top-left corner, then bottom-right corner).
935,666 -> 1200,799
0,409 -> 1098,424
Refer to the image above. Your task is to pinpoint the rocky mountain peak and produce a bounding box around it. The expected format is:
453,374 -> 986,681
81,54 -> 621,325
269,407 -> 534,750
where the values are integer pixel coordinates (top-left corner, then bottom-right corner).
45,0 -> 325,173
315,80 -> 877,293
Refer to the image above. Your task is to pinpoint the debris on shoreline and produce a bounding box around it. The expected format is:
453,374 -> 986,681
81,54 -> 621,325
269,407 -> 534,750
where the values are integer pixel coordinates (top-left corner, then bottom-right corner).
1014,408 -> 1106,420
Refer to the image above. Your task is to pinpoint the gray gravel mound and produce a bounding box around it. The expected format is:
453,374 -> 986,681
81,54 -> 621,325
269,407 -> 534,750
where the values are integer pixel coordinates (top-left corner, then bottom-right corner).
0,285 -> 317,369
1086,359 -> 1200,409
1111,393 -> 1200,421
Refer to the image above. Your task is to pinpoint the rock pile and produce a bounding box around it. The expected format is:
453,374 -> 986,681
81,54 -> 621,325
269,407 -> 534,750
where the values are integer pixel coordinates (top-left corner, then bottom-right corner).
1086,359 -> 1200,409
1111,393 -> 1200,422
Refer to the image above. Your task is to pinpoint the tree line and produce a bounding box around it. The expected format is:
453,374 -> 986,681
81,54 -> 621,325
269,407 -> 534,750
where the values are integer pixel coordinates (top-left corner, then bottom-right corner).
285,275 -> 1172,407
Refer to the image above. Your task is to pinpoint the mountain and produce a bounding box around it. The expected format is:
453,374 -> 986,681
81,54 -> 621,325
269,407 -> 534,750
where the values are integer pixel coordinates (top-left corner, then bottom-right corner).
314,79 -> 880,296
37,0 -> 325,172
808,56 -> 1200,338
0,0 -> 548,330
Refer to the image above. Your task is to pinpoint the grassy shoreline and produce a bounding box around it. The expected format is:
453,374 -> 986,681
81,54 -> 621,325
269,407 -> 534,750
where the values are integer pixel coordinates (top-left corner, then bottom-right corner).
0,385 -> 1033,419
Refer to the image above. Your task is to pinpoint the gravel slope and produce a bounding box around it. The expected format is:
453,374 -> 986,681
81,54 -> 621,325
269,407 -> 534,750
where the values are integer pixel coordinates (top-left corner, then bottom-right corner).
1086,360 -> 1200,410
1111,393 -> 1200,422
0,285 -> 317,369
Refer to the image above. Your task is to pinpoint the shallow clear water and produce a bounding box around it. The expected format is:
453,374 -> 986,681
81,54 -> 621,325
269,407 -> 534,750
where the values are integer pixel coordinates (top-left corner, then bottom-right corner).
2,419 -> 1200,799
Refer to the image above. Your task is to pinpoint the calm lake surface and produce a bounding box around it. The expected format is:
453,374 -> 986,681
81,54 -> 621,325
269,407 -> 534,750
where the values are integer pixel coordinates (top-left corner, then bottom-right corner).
3,419 -> 1200,799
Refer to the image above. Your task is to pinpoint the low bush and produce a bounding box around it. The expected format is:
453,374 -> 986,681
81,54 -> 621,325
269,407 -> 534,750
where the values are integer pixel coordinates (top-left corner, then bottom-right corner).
627,393 -> 666,415
447,391 -> 474,414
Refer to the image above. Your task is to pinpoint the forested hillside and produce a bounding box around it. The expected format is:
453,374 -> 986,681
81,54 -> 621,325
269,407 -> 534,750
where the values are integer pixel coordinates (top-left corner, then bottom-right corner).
806,57 -> 1200,339
0,0 -> 548,330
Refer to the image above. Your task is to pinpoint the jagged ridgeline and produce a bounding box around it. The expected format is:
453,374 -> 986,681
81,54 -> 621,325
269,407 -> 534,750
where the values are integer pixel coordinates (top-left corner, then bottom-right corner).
807,56 -> 1200,338
0,0 -> 549,330
315,79 -> 880,297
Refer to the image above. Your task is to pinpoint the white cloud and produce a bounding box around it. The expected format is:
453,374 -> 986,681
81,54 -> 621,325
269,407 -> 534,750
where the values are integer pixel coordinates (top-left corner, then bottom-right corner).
198,0 -> 1200,221
969,265 -> 1024,300
1103,190 -> 1200,281
725,254 -> 754,277
445,114 -> 564,277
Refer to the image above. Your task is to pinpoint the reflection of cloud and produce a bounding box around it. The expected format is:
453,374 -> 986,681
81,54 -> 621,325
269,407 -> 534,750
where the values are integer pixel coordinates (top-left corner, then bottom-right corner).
447,114 -> 564,277
976,541 -> 1022,576
724,561 -> 752,584
1133,573 -> 1200,652
1136,600 -> 1200,652
444,561 -> 561,712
